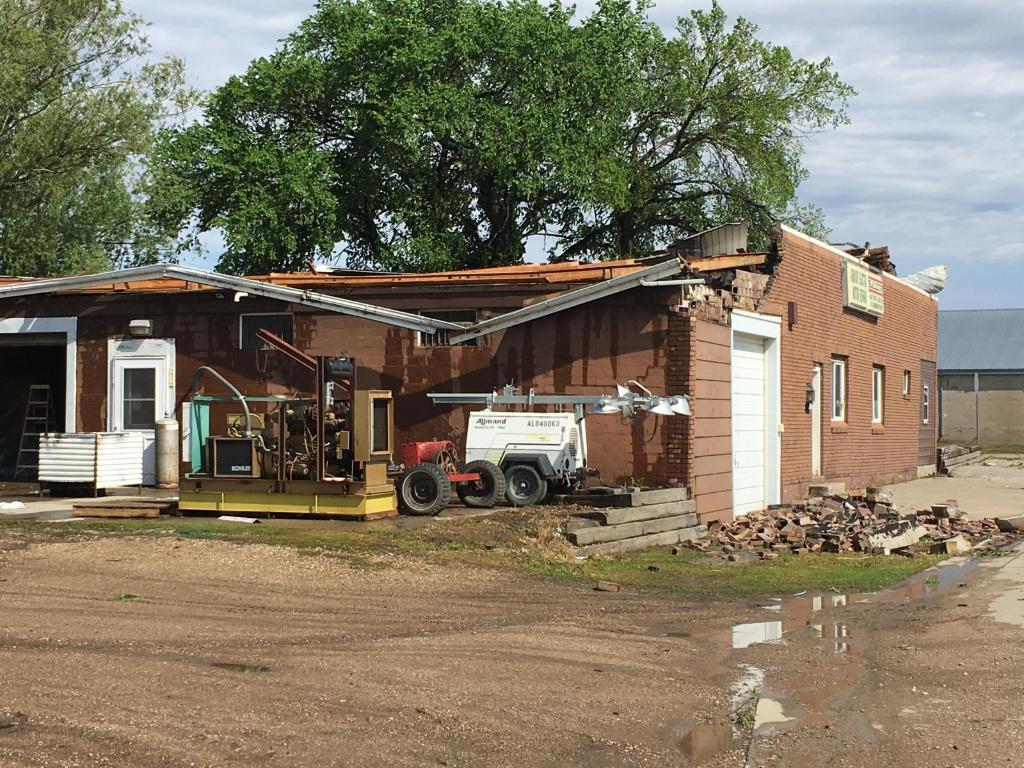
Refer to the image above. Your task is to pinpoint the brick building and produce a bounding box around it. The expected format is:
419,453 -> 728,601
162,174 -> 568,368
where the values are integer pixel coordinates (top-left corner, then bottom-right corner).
0,224 -> 938,521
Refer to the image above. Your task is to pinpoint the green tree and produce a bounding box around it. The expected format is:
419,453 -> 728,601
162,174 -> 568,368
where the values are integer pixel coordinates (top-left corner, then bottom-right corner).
554,2 -> 852,259
0,0 -> 193,277
155,0 -> 851,274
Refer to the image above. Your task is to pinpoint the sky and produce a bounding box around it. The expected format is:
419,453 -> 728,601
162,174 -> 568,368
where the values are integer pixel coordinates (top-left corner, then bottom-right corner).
126,0 -> 1024,310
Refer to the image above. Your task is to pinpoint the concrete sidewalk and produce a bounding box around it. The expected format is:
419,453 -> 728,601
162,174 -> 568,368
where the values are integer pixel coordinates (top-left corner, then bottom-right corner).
887,472 -> 1024,518
0,488 -> 176,523
987,542 -> 1024,629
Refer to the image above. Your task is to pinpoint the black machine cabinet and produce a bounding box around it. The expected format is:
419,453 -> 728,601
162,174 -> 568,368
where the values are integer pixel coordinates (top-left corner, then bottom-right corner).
210,437 -> 260,478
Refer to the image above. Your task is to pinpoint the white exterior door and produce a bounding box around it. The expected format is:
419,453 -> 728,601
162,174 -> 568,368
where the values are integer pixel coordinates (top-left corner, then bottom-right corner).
730,310 -> 782,517
811,364 -> 822,477
108,339 -> 175,485
732,333 -> 768,515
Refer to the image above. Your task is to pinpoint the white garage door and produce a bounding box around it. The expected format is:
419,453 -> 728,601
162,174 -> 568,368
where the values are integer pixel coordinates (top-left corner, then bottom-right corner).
732,332 -> 767,515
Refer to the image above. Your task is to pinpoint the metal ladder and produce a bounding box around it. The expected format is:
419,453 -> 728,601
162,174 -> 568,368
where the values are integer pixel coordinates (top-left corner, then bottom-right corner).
13,385 -> 55,480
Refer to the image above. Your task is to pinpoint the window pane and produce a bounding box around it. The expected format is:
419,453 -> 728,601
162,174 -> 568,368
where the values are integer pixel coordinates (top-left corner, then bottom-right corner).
417,310 -> 479,348
124,399 -> 156,430
241,314 -> 294,349
832,361 -> 844,419
124,368 -> 155,400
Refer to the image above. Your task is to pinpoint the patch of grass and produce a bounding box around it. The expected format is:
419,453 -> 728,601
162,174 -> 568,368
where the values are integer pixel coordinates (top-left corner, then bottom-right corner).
562,549 -> 946,598
0,511 -> 945,599
115,593 -> 140,601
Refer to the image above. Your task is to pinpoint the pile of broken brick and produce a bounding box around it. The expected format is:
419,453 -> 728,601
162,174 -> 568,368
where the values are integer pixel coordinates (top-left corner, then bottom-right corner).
685,487 -> 1019,561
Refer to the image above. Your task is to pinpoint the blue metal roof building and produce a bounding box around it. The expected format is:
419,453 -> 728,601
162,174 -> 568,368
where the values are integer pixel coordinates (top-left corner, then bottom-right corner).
939,309 -> 1024,372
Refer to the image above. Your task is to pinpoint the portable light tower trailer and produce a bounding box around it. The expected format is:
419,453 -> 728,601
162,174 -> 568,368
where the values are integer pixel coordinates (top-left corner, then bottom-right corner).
419,385 -> 691,508
178,331 -> 398,519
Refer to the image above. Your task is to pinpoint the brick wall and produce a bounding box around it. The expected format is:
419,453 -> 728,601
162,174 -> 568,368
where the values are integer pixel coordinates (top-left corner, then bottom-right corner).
9,286 -> 679,486
761,228 -> 939,500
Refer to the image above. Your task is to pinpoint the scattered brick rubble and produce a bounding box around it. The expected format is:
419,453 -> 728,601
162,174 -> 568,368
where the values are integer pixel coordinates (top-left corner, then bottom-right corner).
685,487 -> 1019,560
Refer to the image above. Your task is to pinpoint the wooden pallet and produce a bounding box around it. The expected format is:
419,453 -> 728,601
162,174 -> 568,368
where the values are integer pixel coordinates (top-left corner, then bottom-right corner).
72,500 -> 176,519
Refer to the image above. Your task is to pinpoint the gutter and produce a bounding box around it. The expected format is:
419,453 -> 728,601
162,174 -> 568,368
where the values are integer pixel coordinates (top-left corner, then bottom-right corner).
0,264 -> 463,334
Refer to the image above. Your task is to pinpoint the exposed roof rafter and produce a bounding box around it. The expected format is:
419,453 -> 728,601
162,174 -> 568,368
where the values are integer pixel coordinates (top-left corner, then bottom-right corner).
0,264 -> 464,334
449,257 -> 687,343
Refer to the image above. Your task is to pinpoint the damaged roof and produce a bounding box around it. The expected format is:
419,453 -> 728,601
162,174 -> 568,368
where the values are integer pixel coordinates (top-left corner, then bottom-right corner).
939,309 -> 1024,372
0,252 -> 766,294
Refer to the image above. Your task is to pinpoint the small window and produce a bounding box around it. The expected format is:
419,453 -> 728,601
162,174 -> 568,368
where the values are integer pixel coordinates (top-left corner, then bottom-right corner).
903,370 -> 911,397
417,310 -> 479,348
872,366 -> 884,423
240,313 -> 293,350
831,358 -> 846,421
922,384 -> 930,424
123,368 -> 156,430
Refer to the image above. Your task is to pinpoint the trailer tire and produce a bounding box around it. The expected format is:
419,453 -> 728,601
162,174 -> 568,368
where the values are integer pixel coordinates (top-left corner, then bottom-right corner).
504,464 -> 548,507
457,460 -> 506,508
398,463 -> 451,516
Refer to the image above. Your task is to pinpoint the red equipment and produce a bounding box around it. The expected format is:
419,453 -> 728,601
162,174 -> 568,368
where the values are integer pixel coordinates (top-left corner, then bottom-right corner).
395,441 -> 504,515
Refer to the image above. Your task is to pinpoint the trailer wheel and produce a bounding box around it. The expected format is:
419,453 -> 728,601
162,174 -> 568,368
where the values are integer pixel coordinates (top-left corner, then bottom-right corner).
504,464 -> 548,507
457,460 -> 506,508
398,463 -> 451,516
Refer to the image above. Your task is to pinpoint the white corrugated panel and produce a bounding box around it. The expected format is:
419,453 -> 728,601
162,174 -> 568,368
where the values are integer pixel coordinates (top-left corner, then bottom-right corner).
731,333 -> 767,515
38,433 -> 144,487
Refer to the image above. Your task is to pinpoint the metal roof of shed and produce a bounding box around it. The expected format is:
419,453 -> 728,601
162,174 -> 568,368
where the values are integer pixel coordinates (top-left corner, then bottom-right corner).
939,309 -> 1024,371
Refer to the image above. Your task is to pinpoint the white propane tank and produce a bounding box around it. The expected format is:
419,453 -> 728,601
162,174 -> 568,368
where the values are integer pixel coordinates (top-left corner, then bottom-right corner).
155,417 -> 180,488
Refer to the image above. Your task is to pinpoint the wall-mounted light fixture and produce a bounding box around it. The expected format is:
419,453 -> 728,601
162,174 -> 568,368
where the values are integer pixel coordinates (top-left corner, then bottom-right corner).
128,319 -> 153,338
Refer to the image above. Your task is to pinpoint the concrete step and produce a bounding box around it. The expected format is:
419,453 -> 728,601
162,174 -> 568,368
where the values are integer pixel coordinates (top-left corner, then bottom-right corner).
555,487 -> 690,508
568,512 -> 699,546
942,450 -> 982,469
571,500 -> 696,526
577,524 -> 707,556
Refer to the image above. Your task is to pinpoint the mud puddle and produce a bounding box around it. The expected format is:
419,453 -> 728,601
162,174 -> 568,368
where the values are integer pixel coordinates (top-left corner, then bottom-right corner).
731,557 -> 976,651
663,558 -> 979,764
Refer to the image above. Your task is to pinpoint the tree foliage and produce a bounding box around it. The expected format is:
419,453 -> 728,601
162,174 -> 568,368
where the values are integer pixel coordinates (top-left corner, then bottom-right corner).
155,0 -> 853,274
0,0 -> 193,277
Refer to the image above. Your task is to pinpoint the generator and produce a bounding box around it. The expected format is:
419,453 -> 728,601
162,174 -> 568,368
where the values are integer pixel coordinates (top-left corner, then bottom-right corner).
178,330 -> 397,519
462,410 -> 584,505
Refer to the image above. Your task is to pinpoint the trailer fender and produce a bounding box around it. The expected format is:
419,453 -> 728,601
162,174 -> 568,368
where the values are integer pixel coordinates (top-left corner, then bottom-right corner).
499,453 -> 557,479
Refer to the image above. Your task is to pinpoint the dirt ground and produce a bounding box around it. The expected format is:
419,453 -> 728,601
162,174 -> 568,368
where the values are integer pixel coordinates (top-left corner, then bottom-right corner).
1,531 -> 1023,767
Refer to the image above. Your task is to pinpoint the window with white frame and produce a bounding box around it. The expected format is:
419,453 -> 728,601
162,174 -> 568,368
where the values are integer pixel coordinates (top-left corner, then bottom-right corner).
903,370 -> 911,397
240,313 -> 294,350
872,366 -> 884,423
831,358 -> 846,421
922,384 -> 930,424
